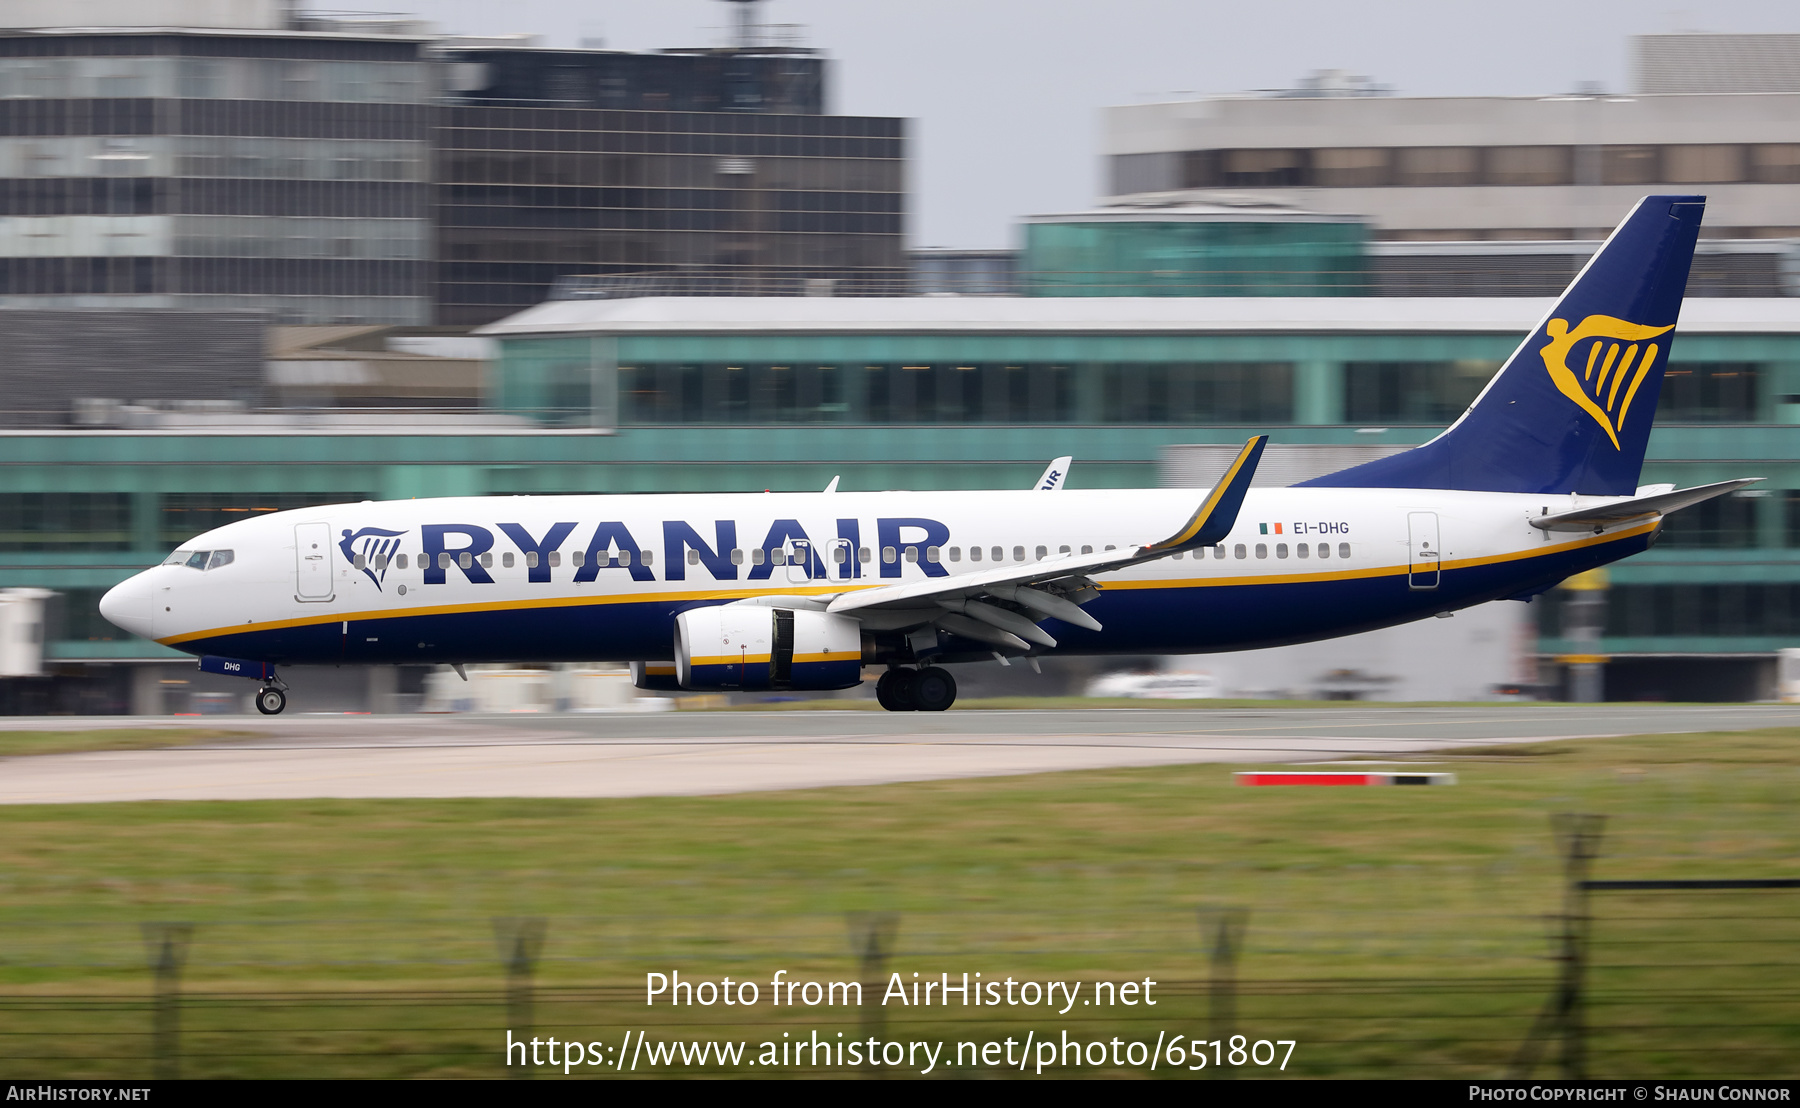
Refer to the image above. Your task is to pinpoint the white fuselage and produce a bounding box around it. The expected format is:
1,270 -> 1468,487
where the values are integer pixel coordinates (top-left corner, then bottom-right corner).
100,485 -> 1655,667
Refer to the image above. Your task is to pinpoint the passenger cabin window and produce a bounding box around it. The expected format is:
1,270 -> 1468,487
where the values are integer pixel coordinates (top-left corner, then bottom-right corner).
548,551 -> 561,567
458,552 -> 473,569
502,552 -> 514,568
1255,544 -> 1268,559
1081,545 -> 1093,554
1317,543 -> 1329,559
642,549 -> 654,566
858,547 -> 871,563
905,546 -> 919,563
882,546 -> 897,563
970,547 -> 983,562
1213,545 -> 1225,559
1338,542 -> 1351,559
396,553 -> 408,569
1059,545 -> 1071,554
990,546 -> 1003,561
480,552 -> 493,568
1276,543 -> 1289,559
949,547 -> 961,562
1234,544 -> 1246,559
731,549 -> 745,565
353,553 -> 366,570
1035,546 -> 1047,559
926,546 -> 941,563
686,550 -> 699,565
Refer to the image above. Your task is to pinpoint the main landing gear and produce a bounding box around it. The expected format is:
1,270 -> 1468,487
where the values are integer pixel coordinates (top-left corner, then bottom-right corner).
255,685 -> 287,715
876,666 -> 957,712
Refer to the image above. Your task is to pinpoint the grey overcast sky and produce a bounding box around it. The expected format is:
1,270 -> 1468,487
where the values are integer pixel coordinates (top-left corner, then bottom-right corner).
406,0 -> 1800,248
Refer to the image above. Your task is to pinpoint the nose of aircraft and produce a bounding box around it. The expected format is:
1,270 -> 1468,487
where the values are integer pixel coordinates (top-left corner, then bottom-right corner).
99,572 -> 155,639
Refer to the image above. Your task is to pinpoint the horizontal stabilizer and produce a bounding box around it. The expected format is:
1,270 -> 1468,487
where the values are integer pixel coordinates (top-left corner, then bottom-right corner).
1530,478 -> 1762,532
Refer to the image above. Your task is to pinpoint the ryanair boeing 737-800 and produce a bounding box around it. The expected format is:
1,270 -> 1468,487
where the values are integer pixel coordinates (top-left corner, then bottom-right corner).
100,195 -> 1754,714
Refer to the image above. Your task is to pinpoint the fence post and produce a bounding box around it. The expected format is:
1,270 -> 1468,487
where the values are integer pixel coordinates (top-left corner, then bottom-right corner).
493,917 -> 546,1079
141,923 -> 193,1080
1553,813 -> 1605,1078
1199,907 -> 1249,1078
1511,813 -> 1606,1078
846,912 -> 898,1075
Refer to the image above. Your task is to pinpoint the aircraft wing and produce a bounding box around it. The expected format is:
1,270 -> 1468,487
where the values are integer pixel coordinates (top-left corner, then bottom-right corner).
1530,478 -> 1762,532
825,437 -> 1266,649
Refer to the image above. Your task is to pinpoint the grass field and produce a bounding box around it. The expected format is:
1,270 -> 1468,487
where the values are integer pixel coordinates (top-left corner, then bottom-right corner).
0,726 -> 1795,1078
0,729 -> 251,759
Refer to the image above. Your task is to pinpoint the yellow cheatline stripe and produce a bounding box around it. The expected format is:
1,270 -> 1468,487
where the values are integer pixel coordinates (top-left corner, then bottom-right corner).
690,654 -> 773,667
1105,520 -> 1657,592
1158,435 -> 1263,550
688,651 -> 848,667
160,519 -> 1656,647
157,579 -> 870,646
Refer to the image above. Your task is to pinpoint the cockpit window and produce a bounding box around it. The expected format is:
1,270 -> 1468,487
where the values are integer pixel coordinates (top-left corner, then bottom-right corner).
165,549 -> 234,570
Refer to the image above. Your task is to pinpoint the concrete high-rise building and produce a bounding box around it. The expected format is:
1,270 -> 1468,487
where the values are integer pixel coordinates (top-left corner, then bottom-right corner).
0,0 -> 908,326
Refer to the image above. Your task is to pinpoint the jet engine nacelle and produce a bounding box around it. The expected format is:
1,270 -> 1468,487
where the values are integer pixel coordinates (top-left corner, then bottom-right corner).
675,606 -> 864,691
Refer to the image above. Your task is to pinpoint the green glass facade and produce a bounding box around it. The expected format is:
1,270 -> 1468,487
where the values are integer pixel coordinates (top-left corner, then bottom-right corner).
6,318 -> 1800,693
1022,218 -> 1367,297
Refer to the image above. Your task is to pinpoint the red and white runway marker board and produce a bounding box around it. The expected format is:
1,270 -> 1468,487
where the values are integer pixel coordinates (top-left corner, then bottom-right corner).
1235,771 -> 1457,786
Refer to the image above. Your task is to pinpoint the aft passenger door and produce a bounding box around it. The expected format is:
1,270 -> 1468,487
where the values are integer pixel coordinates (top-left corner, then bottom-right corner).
1407,512 -> 1440,591
295,522 -> 335,601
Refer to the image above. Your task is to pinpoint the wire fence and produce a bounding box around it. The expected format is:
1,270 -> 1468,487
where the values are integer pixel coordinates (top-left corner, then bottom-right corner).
0,889 -> 1792,1077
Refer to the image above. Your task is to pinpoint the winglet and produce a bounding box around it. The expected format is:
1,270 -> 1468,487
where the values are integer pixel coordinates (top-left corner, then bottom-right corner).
1034,456 -> 1073,491
1145,435 -> 1267,553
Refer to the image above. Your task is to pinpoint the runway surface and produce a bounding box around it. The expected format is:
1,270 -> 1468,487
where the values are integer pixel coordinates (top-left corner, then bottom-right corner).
1,704 -> 1793,804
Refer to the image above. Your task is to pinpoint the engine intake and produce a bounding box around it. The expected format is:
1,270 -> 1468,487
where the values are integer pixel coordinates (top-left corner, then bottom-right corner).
675,606 -> 864,691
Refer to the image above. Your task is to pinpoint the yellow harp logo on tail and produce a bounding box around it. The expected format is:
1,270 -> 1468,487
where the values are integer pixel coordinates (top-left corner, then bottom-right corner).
1538,315 -> 1675,449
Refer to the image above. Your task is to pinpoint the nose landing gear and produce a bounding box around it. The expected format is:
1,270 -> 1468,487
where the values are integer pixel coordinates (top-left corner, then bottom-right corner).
875,666 -> 956,712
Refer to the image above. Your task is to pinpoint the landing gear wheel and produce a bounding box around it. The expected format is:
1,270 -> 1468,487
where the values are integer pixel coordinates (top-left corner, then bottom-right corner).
876,668 -> 918,712
255,686 -> 287,715
912,666 -> 957,712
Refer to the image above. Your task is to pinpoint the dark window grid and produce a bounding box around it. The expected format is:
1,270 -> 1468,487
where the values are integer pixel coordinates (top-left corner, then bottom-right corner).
0,98 -> 428,140
170,257 -> 427,297
0,255 -> 166,295
1588,584 -> 1800,639
159,492 -> 367,545
1656,362 -> 1759,422
0,492 -> 134,552
0,36 -> 417,62
1345,361 -> 1499,424
1656,494 -> 1761,548
1173,143 -> 1789,189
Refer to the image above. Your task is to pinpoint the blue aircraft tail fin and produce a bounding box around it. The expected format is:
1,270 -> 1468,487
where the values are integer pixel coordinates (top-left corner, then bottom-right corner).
1301,195 -> 1704,495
